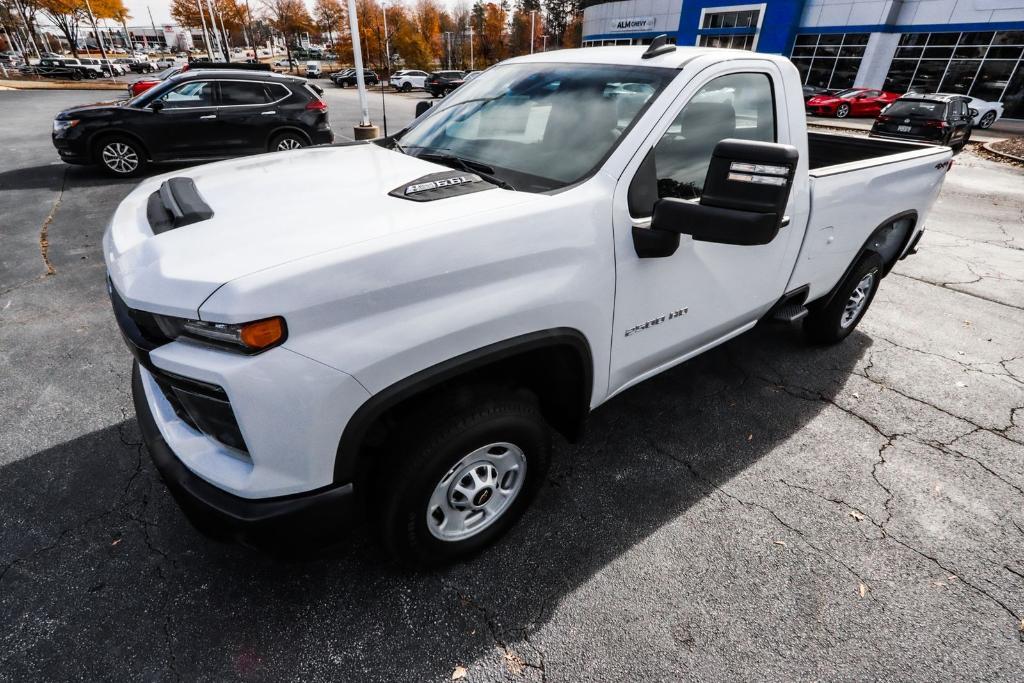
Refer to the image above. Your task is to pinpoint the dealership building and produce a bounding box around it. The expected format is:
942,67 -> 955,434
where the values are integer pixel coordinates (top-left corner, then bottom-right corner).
581,0 -> 1024,118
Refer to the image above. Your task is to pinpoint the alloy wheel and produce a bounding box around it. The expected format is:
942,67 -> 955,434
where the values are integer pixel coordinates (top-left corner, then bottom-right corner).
426,442 -> 527,542
980,112 -> 996,129
276,137 -> 302,151
836,104 -> 850,118
101,142 -> 139,174
841,272 -> 874,328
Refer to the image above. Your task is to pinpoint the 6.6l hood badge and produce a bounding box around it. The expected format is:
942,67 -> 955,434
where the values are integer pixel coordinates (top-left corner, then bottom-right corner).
389,170 -> 494,202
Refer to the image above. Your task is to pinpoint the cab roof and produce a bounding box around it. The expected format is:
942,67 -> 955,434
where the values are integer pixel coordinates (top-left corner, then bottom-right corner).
503,45 -> 791,70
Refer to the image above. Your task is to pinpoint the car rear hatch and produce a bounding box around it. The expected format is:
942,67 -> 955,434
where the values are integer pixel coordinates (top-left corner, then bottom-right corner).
874,100 -> 947,142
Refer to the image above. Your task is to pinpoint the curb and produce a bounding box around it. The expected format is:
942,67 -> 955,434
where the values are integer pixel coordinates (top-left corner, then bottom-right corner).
982,140 -> 1024,163
0,79 -> 125,91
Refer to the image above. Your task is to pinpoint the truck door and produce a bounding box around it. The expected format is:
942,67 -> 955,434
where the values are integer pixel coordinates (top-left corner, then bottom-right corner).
608,61 -> 809,395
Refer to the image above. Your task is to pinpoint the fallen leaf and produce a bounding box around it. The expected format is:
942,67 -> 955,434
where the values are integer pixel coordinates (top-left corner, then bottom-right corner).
852,391 -> 860,399
111,538 -> 121,546
956,351 -> 965,356
849,510 -> 864,521
773,540 -> 787,547
452,665 -> 467,680
955,381 -> 968,388
504,651 -> 525,675
747,434 -> 753,441
859,583 -> 868,598
947,575 -> 958,581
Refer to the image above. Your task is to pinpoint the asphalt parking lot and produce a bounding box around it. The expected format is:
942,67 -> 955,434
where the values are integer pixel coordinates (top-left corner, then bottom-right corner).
1,87 -> 1023,681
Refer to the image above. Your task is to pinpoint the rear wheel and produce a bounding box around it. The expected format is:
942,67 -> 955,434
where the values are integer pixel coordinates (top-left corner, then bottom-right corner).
96,136 -> 147,177
804,252 -> 883,345
70,70 -> 83,81
835,103 -> 850,118
401,82 -> 412,92
269,131 -> 307,152
979,111 -> 996,128
377,394 -> 551,565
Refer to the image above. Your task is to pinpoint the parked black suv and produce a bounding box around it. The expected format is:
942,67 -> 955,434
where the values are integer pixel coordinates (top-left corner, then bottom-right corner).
24,58 -> 98,80
869,94 -> 973,153
425,70 -> 465,97
52,70 -> 333,176
333,69 -> 378,87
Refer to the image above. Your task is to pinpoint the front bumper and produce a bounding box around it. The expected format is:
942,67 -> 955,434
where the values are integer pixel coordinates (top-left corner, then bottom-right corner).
133,361 -> 356,545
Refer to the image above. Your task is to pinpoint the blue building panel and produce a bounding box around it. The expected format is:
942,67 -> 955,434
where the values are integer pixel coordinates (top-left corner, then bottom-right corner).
678,0 -> 809,54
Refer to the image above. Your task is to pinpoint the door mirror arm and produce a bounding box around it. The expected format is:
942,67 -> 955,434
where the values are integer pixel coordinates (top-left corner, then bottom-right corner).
150,99 -> 164,113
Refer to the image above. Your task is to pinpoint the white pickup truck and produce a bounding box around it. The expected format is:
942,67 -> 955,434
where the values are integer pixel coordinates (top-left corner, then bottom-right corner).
105,40 -> 952,563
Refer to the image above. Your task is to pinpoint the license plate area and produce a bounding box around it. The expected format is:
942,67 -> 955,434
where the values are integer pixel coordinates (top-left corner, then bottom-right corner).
897,125 -> 912,133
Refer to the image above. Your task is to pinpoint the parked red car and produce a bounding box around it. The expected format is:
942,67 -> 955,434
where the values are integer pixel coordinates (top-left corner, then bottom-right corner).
806,87 -> 901,118
128,65 -> 185,97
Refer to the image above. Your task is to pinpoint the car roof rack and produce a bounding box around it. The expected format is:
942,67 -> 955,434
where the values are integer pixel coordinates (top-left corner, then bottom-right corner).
642,35 -> 676,59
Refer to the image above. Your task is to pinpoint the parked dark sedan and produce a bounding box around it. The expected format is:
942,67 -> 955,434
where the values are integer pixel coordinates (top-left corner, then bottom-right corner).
425,70 -> 465,97
52,70 -> 333,176
333,69 -> 379,87
869,93 -> 973,153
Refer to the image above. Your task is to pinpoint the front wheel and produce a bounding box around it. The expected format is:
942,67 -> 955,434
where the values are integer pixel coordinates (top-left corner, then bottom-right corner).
835,103 -> 850,118
804,252 -> 883,345
96,136 -> 147,177
401,82 -> 412,92
377,395 -> 551,565
979,111 -> 996,129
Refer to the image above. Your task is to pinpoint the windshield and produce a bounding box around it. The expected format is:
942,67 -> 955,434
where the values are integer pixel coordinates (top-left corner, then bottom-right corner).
398,62 -> 675,192
833,89 -> 863,98
884,100 -> 946,118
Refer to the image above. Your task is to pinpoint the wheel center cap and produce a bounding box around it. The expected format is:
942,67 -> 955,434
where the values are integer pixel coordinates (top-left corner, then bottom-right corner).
473,488 -> 493,507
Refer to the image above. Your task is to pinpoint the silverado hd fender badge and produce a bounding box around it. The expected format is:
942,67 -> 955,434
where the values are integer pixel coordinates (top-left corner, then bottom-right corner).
625,308 -> 688,337
389,171 -> 493,202
405,174 -> 482,195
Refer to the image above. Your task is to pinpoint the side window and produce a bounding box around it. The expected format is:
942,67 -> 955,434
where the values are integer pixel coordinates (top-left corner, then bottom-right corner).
219,81 -> 271,106
158,81 -> 215,109
653,72 -> 776,202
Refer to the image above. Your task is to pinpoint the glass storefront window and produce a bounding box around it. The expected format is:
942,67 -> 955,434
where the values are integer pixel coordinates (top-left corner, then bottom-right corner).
883,30 -> 1023,116
940,60 -> 982,93
789,33 -> 870,89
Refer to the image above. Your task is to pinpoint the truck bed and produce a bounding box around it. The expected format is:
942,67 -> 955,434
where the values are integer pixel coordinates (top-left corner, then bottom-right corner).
807,132 -> 938,173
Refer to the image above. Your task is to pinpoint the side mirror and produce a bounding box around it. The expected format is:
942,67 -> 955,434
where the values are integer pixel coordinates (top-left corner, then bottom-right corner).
415,100 -> 432,117
969,107 -> 978,117
646,139 -> 799,251
150,99 -> 164,112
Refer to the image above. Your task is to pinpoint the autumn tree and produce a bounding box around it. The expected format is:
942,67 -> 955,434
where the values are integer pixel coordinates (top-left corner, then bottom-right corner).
171,0 -> 245,58
414,0 -> 442,64
312,0 -> 343,47
38,0 -> 126,58
261,0 -> 311,71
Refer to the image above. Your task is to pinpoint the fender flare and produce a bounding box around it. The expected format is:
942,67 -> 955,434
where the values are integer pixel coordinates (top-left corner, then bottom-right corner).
266,126 -> 312,150
817,210 -> 918,310
89,129 -> 152,163
332,328 -> 594,485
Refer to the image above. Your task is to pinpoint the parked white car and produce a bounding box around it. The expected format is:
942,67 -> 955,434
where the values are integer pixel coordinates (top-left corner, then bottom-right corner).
936,94 -> 1004,129
155,57 -> 177,69
106,42 -> 953,563
391,69 -> 429,91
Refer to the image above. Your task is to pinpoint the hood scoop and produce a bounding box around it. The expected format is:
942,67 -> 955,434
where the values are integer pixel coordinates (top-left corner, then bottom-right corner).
147,177 -> 214,234
388,170 -> 495,202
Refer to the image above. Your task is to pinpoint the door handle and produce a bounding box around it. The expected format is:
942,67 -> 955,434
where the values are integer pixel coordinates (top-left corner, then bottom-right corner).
260,110 -> 276,115
199,114 -> 217,120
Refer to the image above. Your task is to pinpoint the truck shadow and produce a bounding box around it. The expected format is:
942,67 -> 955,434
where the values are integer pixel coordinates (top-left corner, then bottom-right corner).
0,162 -> 208,192
0,324 -> 869,680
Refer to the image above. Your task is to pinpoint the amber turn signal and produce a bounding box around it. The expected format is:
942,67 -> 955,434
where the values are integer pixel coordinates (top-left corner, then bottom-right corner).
240,317 -> 286,350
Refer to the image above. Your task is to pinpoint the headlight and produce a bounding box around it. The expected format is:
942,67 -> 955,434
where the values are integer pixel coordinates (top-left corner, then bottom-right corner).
53,119 -> 79,133
154,315 -> 287,354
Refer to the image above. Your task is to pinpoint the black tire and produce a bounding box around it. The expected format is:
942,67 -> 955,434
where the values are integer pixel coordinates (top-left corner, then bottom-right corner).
377,394 -> 552,565
71,70 -> 83,81
95,135 -> 147,177
269,131 -> 307,152
835,103 -> 850,118
401,82 -> 412,92
804,252 -> 883,345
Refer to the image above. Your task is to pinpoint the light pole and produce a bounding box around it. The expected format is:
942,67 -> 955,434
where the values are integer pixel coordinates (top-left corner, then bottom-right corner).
194,0 -> 213,60
530,10 -> 535,54
346,0 -> 377,138
466,23 -> 473,70
542,34 -> 548,52
83,0 -> 110,66
215,3 -> 231,62
443,31 -> 453,69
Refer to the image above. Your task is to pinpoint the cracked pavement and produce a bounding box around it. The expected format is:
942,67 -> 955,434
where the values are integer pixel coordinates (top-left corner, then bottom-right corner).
1,90 -> 1023,681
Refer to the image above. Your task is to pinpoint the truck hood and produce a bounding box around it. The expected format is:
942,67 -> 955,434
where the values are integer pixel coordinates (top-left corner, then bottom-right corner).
104,143 -> 536,318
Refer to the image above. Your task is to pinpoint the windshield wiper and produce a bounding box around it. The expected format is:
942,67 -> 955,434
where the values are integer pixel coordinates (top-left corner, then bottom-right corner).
415,150 -> 516,191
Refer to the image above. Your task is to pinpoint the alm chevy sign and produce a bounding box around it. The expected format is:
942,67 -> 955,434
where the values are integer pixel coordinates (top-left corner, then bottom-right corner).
609,16 -> 656,32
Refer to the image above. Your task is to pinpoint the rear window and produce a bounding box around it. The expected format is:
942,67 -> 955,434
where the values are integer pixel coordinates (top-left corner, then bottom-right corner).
885,100 -> 946,118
